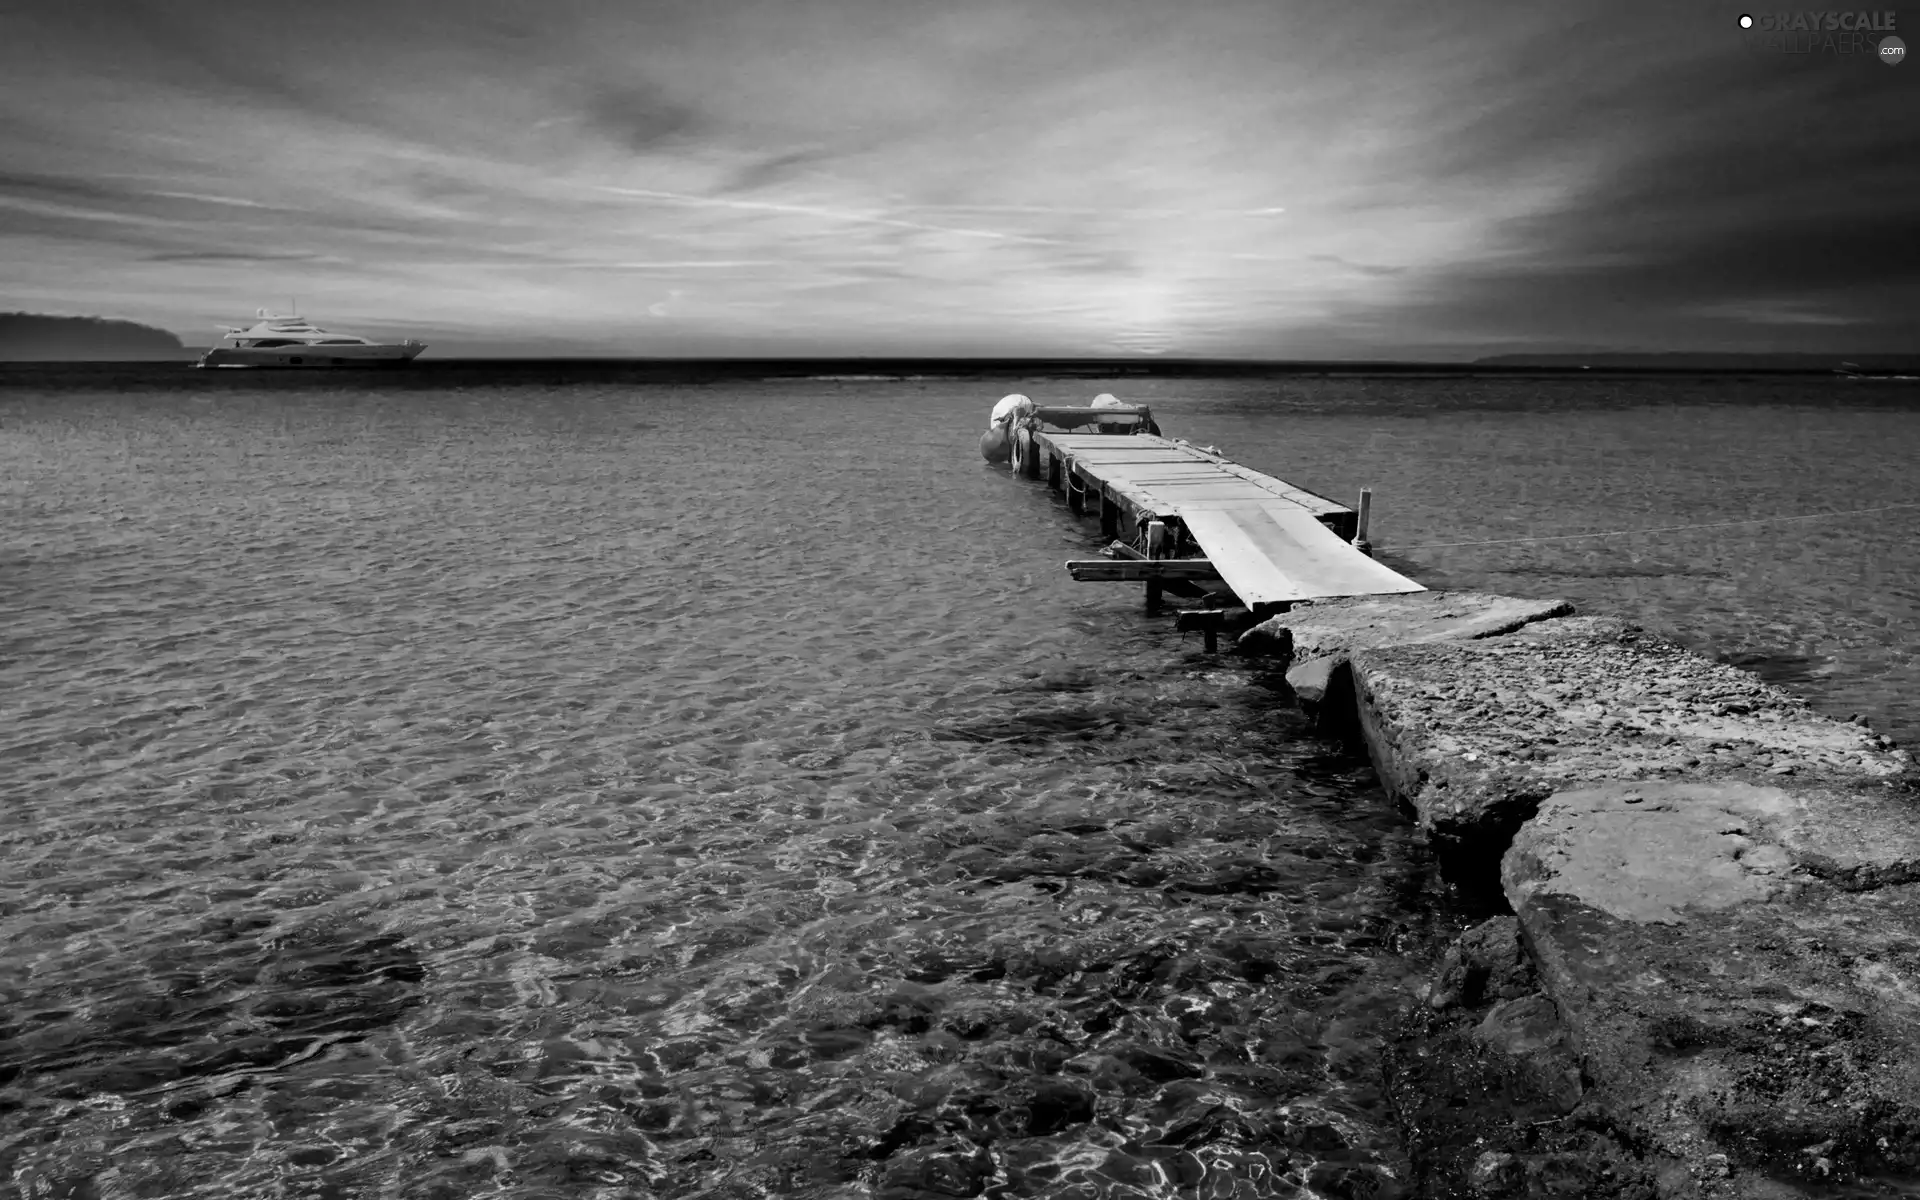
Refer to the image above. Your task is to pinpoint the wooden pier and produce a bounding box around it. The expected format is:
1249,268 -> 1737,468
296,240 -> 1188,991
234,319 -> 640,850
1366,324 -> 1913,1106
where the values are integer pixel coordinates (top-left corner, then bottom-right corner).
1001,404 -> 1424,627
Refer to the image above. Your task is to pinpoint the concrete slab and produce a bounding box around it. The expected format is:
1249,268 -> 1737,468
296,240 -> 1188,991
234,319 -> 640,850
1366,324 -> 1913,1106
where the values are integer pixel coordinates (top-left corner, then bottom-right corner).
1504,781 -> 1920,1190
1239,590 -> 1575,662
1343,618 -> 1911,858
1232,585 -> 1920,1192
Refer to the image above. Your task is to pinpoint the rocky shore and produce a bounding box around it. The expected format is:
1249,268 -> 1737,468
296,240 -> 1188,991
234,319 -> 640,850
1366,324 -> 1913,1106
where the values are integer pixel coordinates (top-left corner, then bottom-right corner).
1240,592 -> 1920,1198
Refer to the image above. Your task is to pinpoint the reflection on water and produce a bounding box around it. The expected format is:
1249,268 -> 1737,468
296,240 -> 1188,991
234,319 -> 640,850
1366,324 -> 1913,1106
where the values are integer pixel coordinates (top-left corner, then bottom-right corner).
1,373 -> 1915,1197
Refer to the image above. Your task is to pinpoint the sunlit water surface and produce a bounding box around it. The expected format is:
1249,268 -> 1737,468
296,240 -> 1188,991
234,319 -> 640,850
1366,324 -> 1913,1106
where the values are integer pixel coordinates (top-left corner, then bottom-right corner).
2,373 -> 1916,1199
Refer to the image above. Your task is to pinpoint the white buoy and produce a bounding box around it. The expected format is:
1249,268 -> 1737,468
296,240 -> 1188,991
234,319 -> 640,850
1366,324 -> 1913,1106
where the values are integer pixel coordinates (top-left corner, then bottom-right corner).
980,426 -> 1012,463
991,393 -> 1035,424
1091,392 -> 1125,409
982,393 -> 1032,463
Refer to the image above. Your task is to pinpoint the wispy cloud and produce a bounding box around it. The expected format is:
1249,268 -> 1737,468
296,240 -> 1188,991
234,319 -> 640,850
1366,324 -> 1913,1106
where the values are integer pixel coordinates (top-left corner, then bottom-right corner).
146,250 -> 345,264
149,191 -> 274,209
595,186 -> 1059,243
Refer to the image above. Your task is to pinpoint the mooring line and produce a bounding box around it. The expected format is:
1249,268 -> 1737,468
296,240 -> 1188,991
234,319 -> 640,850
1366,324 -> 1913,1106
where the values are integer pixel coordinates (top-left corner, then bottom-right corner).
1391,501 -> 1920,552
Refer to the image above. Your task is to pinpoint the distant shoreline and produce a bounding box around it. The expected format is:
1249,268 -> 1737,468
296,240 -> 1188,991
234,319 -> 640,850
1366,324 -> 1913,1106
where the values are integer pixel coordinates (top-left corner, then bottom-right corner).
3,356 -> 1917,381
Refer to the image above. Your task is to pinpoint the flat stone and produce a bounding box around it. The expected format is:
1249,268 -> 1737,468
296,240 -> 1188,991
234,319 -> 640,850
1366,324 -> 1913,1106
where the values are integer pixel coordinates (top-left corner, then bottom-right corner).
1345,620 -> 1911,854
1507,782 -> 1920,926
1505,780 -> 1920,1189
1239,590 -> 1575,664
1283,656 -> 1339,705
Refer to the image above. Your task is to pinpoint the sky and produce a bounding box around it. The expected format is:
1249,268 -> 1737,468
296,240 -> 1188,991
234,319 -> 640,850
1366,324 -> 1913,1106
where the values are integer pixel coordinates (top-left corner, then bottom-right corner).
0,0 -> 1915,358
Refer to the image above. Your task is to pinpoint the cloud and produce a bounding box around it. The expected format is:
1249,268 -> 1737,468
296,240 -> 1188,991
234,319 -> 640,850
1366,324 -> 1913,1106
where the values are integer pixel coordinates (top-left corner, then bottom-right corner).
146,250 -> 343,264
149,191 -> 274,209
0,0 -> 1911,354
1309,254 -> 1408,279
578,80 -> 711,153
595,185 -> 1062,243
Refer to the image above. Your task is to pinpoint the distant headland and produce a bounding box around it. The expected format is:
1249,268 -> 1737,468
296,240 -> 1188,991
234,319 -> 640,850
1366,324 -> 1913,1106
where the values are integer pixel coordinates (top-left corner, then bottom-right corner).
0,313 -> 189,361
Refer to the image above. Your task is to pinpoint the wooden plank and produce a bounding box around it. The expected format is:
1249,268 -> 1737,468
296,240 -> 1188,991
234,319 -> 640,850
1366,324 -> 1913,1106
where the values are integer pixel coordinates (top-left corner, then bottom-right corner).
1094,463 -> 1242,478
1066,559 -> 1223,582
1045,433 -> 1177,447
1030,406 -> 1153,430
1133,484 -> 1292,504
1203,462 -> 1348,515
1178,503 -> 1425,605
1038,448 -> 1207,466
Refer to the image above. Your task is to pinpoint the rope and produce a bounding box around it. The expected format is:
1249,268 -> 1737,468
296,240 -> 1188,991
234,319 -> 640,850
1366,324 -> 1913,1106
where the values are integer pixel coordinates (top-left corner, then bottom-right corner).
1391,500 -> 1920,553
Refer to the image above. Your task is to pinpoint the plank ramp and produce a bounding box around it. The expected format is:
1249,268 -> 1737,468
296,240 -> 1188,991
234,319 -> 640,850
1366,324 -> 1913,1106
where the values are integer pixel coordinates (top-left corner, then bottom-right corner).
1178,502 -> 1423,606
1036,431 -> 1425,606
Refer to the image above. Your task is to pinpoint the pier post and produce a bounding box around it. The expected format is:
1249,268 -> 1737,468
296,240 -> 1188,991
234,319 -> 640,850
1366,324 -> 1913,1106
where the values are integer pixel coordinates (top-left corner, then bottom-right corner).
1099,489 -> 1118,541
1354,488 -> 1374,557
1144,520 -> 1168,611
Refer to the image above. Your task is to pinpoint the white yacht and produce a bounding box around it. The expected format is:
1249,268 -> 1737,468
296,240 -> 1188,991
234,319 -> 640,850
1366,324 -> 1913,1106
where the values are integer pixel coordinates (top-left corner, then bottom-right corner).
196,310 -> 426,368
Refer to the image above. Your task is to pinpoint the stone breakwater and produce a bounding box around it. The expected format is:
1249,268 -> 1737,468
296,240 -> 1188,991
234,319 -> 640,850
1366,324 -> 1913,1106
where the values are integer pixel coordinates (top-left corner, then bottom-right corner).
1240,592 -> 1920,1198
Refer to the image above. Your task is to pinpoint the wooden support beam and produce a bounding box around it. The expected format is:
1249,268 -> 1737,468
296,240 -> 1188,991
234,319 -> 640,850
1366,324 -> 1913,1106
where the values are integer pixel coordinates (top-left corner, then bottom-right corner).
1145,520 -> 1169,558
1027,405 -> 1154,431
1066,559 -> 1223,582
1175,606 -> 1260,653
1142,518 -> 1170,611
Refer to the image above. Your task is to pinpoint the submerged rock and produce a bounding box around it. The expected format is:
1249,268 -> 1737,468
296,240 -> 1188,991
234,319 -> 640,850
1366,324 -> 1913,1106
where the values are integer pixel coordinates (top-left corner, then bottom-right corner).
1427,916 -> 1538,1011
0,917 -> 425,1099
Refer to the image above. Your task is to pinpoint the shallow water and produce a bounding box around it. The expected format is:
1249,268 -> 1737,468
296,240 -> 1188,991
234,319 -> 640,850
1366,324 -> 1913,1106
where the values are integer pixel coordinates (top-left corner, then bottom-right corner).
1,373 -> 1916,1198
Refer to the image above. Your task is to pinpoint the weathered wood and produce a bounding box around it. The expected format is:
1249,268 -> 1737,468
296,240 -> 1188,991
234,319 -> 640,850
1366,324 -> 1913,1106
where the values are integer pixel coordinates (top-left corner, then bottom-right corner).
1040,433 -> 1351,532
1027,405 -> 1154,431
1066,560 -> 1224,582
1178,503 -> 1423,606
1029,429 -> 1418,608
1174,607 -> 1254,631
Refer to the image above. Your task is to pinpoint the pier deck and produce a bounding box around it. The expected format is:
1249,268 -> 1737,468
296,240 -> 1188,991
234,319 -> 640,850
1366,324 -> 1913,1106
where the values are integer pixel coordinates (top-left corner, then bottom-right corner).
1017,423 -> 1424,612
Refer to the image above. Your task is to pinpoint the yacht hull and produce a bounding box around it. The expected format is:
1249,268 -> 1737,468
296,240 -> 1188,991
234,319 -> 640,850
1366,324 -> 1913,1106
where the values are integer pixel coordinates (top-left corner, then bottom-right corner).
196,343 -> 426,369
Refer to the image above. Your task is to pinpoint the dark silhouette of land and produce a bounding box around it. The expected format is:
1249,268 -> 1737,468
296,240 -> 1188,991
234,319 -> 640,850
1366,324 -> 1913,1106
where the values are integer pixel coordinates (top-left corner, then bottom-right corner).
0,313 -> 188,361
1473,352 -> 1919,372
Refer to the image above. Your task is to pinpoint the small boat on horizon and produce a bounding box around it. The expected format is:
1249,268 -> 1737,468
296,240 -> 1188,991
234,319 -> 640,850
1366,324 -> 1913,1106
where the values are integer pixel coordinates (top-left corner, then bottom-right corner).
196,310 -> 426,369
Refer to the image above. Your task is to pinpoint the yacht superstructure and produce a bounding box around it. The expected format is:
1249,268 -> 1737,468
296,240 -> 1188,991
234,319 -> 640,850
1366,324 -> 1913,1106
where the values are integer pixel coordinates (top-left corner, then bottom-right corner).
196,311 -> 426,368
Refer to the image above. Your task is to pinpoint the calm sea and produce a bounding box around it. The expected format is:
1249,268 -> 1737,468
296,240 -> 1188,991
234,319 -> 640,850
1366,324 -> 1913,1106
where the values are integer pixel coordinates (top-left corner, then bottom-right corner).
2,370 -> 1916,1199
